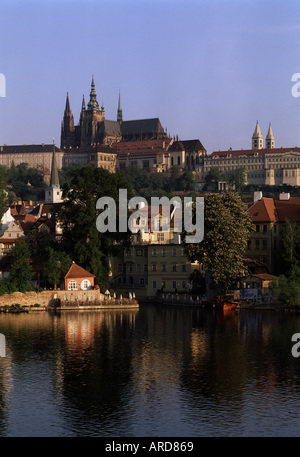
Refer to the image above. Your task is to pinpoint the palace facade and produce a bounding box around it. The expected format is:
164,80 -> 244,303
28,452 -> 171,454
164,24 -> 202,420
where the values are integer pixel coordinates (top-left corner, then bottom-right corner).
198,122 -> 300,188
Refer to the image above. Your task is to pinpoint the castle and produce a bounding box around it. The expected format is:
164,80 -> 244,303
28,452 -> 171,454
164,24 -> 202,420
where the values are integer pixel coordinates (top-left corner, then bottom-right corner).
2,76 -> 300,188
60,76 -> 168,148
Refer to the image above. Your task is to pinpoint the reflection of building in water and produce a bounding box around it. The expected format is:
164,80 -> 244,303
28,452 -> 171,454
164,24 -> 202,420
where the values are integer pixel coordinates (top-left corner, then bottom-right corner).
61,311 -> 138,353
190,328 -> 208,362
64,315 -> 95,351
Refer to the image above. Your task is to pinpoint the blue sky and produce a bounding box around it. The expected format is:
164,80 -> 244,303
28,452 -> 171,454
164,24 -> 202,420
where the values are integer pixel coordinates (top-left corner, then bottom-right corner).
1,0 -> 300,154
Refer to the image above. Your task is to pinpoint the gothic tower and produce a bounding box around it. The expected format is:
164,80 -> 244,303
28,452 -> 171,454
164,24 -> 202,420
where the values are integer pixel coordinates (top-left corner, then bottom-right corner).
79,94 -> 86,145
117,91 -> 123,123
45,139 -> 62,204
265,123 -> 275,149
80,76 -> 105,147
60,93 -> 76,148
252,121 -> 263,150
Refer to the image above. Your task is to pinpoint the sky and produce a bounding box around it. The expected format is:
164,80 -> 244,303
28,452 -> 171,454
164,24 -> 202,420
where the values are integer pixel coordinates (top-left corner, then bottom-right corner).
0,0 -> 300,154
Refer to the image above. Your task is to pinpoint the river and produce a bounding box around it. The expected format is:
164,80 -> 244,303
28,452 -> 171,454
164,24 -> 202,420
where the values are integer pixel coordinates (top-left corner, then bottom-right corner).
0,304 -> 300,437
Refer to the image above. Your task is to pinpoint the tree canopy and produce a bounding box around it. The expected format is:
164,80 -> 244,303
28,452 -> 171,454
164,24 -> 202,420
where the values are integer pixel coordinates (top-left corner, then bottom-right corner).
4,162 -> 46,202
124,164 -> 196,200
270,265 -> 300,307
278,220 -> 300,273
52,166 -> 134,289
183,192 -> 253,295
9,239 -> 32,292
204,167 -> 247,192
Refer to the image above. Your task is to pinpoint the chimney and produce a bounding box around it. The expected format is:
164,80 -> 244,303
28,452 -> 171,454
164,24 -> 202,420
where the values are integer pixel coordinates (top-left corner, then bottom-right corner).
254,191 -> 263,203
279,192 -> 290,201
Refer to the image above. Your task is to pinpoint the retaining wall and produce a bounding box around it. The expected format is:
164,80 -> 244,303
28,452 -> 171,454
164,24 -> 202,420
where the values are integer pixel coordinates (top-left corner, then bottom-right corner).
0,289 -> 139,310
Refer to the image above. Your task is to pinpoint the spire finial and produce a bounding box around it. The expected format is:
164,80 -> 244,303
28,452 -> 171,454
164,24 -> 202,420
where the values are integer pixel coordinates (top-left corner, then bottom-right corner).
65,92 -> 71,113
87,76 -> 100,111
81,94 -> 86,111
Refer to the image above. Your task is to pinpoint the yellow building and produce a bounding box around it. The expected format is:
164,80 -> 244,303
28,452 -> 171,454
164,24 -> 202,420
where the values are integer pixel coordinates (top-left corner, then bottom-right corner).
108,205 -> 201,300
109,236 -> 201,300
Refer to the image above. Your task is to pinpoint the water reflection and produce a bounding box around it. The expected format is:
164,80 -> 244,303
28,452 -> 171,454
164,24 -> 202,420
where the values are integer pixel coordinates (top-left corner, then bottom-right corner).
0,306 -> 300,436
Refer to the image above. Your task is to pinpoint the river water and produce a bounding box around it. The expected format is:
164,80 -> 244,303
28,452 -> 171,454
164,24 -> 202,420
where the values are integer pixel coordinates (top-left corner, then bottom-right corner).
0,304 -> 300,437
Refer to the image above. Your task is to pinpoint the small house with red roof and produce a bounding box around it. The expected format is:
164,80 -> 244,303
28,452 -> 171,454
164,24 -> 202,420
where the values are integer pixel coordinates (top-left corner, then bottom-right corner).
64,262 -> 95,291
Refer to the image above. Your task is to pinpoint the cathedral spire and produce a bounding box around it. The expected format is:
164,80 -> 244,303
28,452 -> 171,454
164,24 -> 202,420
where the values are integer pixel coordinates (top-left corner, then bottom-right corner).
65,92 -> 71,113
252,121 -> 263,150
81,94 -> 86,111
61,92 -> 75,148
87,75 -> 100,111
265,122 -> 275,149
117,90 -> 123,123
50,138 -> 60,188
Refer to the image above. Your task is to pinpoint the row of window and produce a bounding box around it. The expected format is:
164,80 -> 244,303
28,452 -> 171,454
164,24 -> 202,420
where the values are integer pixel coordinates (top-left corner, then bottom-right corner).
68,279 -> 91,290
118,263 -> 187,273
209,156 -> 300,164
125,247 -> 186,257
152,280 -> 187,290
116,276 -> 187,290
255,224 -> 277,233
151,263 -> 187,272
247,239 -> 268,250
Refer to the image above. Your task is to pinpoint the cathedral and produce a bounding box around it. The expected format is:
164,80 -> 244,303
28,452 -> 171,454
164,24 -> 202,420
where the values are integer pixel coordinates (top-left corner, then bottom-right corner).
60,76 -> 168,148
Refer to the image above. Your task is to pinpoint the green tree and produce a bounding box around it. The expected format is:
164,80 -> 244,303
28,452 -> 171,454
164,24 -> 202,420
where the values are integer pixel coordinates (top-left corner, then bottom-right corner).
6,162 -> 46,201
183,192 -> 253,296
270,265 -> 300,306
52,166 -> 134,289
9,239 -> 32,292
278,220 -> 300,273
45,247 -> 72,289
224,167 -> 247,193
204,167 -> 224,190
26,228 -> 57,257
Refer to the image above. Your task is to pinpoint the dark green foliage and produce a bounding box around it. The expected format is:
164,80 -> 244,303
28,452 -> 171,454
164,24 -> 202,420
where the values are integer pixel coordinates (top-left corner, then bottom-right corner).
278,220 -> 300,273
5,162 -> 46,202
45,247 -> 72,288
53,166 -> 134,289
9,239 -> 32,292
0,278 -> 18,295
204,167 -> 246,192
26,228 -> 58,257
184,192 -> 253,295
270,265 -> 300,306
124,164 -> 196,200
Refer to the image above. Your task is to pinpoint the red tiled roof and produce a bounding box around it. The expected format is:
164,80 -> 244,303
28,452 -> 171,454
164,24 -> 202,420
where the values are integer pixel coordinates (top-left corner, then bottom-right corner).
274,197 -> 300,221
247,196 -> 300,222
247,198 -> 277,222
112,138 -> 172,153
209,147 -> 300,158
64,262 -> 95,279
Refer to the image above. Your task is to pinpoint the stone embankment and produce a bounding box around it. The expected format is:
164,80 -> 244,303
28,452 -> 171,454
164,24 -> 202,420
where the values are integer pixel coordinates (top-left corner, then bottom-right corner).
0,290 -> 139,310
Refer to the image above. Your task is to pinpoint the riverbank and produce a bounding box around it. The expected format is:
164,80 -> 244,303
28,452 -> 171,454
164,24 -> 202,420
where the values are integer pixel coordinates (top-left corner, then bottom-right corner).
150,294 -> 296,312
0,290 -> 139,311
